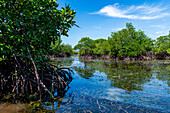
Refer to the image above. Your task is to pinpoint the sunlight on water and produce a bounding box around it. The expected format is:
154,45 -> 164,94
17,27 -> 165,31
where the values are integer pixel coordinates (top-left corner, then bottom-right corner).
38,56 -> 170,112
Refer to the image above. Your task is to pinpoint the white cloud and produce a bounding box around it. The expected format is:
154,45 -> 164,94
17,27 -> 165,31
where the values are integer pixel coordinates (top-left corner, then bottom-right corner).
91,3 -> 170,20
155,31 -> 169,36
155,31 -> 163,35
112,27 -> 125,31
151,25 -> 166,29
101,88 -> 126,102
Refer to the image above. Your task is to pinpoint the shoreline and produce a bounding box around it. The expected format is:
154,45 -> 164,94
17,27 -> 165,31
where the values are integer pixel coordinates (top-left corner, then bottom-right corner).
0,103 -> 28,113
78,53 -> 170,60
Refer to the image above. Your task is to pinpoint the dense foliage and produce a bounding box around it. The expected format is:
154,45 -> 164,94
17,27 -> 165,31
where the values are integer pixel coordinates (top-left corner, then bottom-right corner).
107,23 -> 154,57
51,41 -> 73,56
154,32 -> 170,54
0,0 -> 76,101
93,39 -> 109,55
74,37 -> 95,55
74,23 -> 169,59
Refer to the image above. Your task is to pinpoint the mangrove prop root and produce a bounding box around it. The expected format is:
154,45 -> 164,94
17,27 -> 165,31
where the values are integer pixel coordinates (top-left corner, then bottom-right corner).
0,55 -> 73,102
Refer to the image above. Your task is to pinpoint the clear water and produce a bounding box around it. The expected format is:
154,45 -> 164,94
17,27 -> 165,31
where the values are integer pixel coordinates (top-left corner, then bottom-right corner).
46,56 -> 170,113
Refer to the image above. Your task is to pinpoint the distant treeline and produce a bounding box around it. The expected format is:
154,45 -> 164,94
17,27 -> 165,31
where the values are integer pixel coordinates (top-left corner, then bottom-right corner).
50,40 -> 78,57
74,23 -> 170,60
51,40 -> 73,57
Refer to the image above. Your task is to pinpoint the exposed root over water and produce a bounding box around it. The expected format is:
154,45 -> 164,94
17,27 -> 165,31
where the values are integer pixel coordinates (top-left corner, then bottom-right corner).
0,56 -> 73,102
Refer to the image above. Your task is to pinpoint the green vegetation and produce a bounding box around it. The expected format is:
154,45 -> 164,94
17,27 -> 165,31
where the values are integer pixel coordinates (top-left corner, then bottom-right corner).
154,32 -> 170,54
108,23 -> 154,57
74,37 -> 96,55
93,39 -> 109,55
74,23 -> 170,60
0,0 -> 76,101
51,40 -> 73,56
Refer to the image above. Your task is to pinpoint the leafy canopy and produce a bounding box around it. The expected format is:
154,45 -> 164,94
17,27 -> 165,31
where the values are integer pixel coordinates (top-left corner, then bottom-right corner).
0,0 -> 76,61
74,37 -> 95,55
108,23 -> 154,57
51,41 -> 73,55
74,23 -> 154,57
154,32 -> 170,54
0,0 -> 76,100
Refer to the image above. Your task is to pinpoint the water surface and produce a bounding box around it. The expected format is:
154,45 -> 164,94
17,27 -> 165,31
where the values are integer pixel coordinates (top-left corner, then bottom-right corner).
44,56 -> 170,112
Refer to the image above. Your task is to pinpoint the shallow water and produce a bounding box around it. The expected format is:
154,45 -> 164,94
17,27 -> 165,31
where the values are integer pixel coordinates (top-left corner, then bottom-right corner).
42,56 -> 170,112
0,103 -> 28,113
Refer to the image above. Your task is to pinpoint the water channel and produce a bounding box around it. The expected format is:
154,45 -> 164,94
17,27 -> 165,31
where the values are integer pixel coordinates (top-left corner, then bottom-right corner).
2,55 -> 169,113
40,55 -> 170,113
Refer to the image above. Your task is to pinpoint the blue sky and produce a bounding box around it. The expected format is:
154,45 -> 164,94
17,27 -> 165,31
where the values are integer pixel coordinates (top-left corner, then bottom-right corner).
57,0 -> 170,47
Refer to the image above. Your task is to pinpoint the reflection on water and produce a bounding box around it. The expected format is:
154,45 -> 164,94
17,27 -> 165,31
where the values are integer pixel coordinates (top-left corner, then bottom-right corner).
73,60 -> 95,79
35,56 -> 170,112
79,59 -> 153,94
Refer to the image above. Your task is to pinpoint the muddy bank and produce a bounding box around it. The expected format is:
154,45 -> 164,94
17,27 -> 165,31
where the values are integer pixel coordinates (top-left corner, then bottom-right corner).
79,52 -> 170,60
54,52 -> 71,57
47,52 -> 72,60
0,103 -> 29,113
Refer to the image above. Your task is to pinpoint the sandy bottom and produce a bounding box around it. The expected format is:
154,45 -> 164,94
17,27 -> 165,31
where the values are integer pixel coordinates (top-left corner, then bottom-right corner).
0,103 -> 28,113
